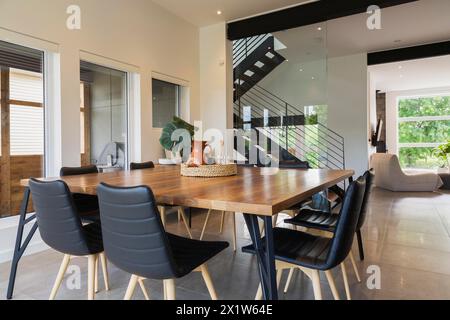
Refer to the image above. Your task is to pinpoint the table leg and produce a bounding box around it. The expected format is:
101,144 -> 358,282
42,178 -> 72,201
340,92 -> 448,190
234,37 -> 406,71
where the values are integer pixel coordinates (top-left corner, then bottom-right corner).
6,187 -> 38,300
243,213 -> 278,300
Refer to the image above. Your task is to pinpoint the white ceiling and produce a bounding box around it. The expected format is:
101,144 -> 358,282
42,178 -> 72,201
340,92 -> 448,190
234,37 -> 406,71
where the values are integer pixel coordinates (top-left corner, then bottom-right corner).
369,55 -> 450,92
151,0 -> 312,27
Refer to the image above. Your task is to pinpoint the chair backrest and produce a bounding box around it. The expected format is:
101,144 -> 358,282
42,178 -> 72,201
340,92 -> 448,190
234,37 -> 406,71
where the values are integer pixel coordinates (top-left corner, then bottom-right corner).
325,176 -> 366,269
96,183 -> 178,279
356,169 -> 375,230
130,161 -> 155,171
60,165 -> 98,176
28,179 -> 91,256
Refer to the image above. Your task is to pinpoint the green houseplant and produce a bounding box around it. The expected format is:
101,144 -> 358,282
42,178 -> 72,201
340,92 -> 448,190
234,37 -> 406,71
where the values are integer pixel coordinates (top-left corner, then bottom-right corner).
433,140 -> 450,172
159,116 -> 195,156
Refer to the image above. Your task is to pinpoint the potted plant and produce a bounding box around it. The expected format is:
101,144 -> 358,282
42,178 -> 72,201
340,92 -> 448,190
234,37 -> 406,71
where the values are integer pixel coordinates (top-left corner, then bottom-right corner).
433,140 -> 450,173
159,116 -> 195,162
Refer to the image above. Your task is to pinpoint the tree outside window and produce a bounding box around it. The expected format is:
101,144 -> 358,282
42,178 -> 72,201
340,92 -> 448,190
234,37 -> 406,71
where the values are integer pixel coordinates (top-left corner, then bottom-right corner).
398,96 -> 450,169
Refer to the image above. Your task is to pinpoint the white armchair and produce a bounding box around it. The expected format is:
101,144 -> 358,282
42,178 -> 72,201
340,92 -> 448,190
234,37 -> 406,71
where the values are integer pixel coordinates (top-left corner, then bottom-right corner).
370,153 -> 443,192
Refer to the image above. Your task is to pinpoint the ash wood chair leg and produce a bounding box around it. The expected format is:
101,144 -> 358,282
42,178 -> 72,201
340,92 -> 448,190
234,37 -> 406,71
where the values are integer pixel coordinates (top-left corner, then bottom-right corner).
178,207 -> 193,239
311,269 -> 322,300
200,264 -> 218,300
341,262 -> 352,300
159,206 -> 166,228
349,251 -> 361,283
94,255 -> 99,293
231,212 -> 237,252
219,211 -> 225,233
164,279 -> 176,300
49,254 -> 71,300
272,214 -> 279,227
99,252 -> 110,290
124,275 -> 139,300
284,268 -> 295,293
324,270 -> 340,300
87,254 -> 96,300
163,280 -> 167,300
200,209 -> 212,240
138,278 -> 150,300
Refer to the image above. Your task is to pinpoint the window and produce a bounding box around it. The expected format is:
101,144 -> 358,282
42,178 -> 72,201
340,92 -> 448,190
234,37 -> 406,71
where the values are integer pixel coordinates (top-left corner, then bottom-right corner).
152,79 -> 180,128
9,69 -> 44,155
80,61 -> 128,170
398,95 -> 450,169
0,41 -> 44,217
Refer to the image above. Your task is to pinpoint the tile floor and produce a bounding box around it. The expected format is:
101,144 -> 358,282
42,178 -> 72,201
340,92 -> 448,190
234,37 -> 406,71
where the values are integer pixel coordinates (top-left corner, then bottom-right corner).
1,187 -> 449,300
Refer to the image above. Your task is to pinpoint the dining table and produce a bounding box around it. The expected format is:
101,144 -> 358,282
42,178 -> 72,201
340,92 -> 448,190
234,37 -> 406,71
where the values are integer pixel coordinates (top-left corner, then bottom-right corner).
7,165 -> 353,300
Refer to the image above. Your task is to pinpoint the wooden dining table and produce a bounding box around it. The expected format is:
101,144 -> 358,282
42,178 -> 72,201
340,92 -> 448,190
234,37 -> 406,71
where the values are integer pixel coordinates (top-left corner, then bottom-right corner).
7,165 -> 353,300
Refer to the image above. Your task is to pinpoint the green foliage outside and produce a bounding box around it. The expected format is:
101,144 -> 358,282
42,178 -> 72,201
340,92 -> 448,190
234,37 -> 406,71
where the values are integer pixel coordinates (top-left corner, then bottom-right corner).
398,96 -> 450,169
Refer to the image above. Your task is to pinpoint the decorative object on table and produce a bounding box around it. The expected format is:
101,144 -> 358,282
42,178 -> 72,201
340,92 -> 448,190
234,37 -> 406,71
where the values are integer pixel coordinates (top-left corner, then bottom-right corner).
180,163 -> 238,177
158,158 -> 181,165
192,140 -> 208,165
433,140 -> 450,173
159,116 -> 195,160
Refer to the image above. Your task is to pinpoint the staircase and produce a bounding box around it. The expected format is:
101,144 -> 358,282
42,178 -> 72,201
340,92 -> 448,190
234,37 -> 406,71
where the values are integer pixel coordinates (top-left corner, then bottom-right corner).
233,35 -> 286,101
232,35 -> 345,171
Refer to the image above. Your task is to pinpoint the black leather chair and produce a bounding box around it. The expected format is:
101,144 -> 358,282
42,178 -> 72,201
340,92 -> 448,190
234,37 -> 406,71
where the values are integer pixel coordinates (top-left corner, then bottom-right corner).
243,176 -> 366,300
60,165 -> 100,223
130,161 -> 155,170
97,183 -> 229,300
285,170 -> 374,261
129,161 -> 193,238
28,178 -> 109,300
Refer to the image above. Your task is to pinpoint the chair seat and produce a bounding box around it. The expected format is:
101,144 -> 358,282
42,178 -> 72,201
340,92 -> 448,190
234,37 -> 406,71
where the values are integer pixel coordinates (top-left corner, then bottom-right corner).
167,233 -> 229,277
284,208 -> 339,232
72,193 -> 100,222
242,228 -> 332,270
83,222 -> 104,255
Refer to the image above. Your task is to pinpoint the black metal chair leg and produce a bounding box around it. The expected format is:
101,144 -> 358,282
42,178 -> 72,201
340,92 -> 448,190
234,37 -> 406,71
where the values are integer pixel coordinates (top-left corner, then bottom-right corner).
242,213 -> 278,300
356,229 -> 364,261
6,187 -> 37,300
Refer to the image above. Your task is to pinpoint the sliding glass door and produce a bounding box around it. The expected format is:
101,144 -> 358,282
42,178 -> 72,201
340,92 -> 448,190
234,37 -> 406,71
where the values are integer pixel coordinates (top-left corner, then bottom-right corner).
80,61 -> 128,171
0,41 -> 44,217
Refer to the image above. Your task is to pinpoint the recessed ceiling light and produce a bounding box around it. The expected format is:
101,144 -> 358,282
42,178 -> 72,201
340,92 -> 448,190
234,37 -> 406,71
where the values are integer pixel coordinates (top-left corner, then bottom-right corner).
311,76 -> 315,80
398,65 -> 403,69
217,10 -> 222,15
299,68 -> 303,72
317,27 -> 322,31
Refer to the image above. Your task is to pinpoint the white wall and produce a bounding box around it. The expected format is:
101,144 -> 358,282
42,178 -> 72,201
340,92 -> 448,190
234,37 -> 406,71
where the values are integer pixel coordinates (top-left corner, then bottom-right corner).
0,0 -> 200,262
199,22 -> 233,134
385,86 -> 450,155
328,54 -> 369,176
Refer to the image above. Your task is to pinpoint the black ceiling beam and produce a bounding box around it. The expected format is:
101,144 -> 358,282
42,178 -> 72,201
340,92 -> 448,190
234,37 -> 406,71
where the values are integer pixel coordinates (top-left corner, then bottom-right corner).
368,40 -> 450,65
227,0 -> 419,40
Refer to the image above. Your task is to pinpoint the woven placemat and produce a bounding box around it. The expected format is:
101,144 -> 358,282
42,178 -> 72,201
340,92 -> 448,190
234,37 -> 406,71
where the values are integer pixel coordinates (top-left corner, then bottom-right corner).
180,163 -> 237,177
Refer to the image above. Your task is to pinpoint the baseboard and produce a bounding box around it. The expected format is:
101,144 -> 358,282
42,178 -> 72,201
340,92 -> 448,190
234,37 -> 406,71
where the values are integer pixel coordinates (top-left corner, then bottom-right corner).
0,214 -> 48,264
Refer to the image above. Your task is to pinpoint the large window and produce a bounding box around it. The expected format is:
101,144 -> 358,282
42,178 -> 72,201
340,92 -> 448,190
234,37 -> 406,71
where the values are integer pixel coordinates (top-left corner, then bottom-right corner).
80,61 -> 128,171
0,41 -> 44,217
398,95 -> 450,169
152,79 -> 180,128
